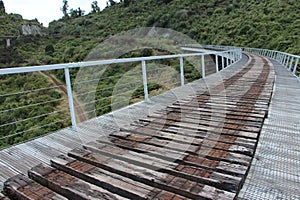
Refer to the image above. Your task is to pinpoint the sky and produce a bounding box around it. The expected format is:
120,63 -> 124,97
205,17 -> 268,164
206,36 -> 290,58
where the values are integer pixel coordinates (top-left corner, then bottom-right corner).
4,0 -> 110,27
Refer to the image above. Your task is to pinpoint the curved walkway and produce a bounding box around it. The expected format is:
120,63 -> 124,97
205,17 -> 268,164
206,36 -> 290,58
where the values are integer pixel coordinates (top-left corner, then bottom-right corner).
238,59 -> 300,199
1,53 -> 299,199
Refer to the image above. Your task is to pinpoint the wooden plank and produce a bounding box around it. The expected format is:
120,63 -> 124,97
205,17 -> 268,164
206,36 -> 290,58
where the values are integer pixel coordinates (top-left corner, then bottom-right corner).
68,148 -> 236,199
28,163 -> 128,200
166,105 -> 265,119
137,118 -> 259,140
51,155 -> 165,200
171,103 -> 266,116
107,135 -> 252,166
4,174 -> 67,200
145,114 -> 262,132
155,109 -> 264,123
130,123 -> 257,149
84,141 -> 248,177
119,126 -> 254,156
0,193 -> 9,200
177,98 -> 269,109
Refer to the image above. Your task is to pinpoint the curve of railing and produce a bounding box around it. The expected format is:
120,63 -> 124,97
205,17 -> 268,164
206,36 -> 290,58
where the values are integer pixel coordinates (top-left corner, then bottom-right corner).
244,47 -> 300,80
0,46 -> 242,149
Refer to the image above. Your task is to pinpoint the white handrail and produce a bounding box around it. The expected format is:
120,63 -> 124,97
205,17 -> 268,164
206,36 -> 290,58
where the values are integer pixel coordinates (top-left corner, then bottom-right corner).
0,46 -> 242,134
244,47 -> 300,79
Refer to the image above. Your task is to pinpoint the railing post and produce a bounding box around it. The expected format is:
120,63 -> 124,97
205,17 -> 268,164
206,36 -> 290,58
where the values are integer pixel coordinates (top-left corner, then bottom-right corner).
281,54 -> 285,64
285,55 -> 290,68
180,56 -> 185,86
283,55 -> 288,66
215,54 -> 219,72
275,52 -> 279,61
226,52 -> 229,67
141,60 -> 149,102
222,54 -> 225,70
201,55 -> 205,78
272,51 -> 275,59
64,66 -> 77,130
293,58 -> 299,75
280,53 -> 284,64
288,57 -> 294,71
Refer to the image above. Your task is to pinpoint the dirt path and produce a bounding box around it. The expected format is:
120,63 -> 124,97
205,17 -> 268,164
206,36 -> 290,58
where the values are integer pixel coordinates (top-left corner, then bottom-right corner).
40,71 -> 87,123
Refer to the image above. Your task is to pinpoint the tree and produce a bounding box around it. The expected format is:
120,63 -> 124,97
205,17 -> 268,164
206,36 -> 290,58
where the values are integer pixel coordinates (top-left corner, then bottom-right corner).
91,1 -> 100,13
107,0 -> 116,7
61,0 -> 69,19
0,0 -> 5,14
70,7 -> 85,18
45,45 -> 55,56
120,0 -> 130,7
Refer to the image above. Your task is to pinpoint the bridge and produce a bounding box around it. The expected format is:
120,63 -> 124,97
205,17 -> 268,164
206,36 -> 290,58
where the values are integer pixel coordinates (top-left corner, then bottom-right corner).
0,35 -> 19,47
0,45 -> 299,199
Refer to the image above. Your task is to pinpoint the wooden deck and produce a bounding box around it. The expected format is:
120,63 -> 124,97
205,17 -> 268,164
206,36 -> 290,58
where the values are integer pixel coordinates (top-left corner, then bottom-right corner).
0,52 -> 295,199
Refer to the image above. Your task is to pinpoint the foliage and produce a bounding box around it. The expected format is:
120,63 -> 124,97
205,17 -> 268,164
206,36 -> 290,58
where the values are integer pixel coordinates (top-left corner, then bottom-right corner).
0,0 -> 5,14
45,44 -> 55,56
0,73 -> 70,149
70,7 -> 85,18
61,0 -> 69,19
91,1 -> 100,13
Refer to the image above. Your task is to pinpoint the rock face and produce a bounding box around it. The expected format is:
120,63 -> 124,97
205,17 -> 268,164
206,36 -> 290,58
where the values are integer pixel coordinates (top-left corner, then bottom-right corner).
22,24 -> 46,36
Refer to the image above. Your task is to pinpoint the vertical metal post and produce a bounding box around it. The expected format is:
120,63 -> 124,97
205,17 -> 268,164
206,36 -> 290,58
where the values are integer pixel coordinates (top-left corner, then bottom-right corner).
278,53 -> 282,62
64,66 -> 77,130
142,60 -> 149,102
276,52 -> 279,61
222,54 -> 225,70
201,55 -> 205,78
180,56 -> 185,86
226,52 -> 229,67
284,55 -> 288,67
285,56 -> 290,68
215,54 -> 219,72
289,57 -> 294,71
280,53 -> 284,64
280,54 -> 284,64
293,58 -> 299,75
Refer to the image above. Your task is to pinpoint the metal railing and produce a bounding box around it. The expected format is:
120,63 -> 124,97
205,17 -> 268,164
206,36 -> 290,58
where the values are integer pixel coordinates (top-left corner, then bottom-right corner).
244,47 -> 300,79
0,47 -> 242,148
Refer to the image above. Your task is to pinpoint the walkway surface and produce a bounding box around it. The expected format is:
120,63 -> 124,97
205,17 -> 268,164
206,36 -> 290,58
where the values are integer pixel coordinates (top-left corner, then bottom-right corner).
0,53 -> 299,199
238,59 -> 300,199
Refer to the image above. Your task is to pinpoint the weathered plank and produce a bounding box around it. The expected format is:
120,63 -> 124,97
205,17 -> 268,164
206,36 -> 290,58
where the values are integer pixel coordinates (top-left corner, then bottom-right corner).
4,174 -> 67,200
51,155 -> 166,200
136,118 -> 259,139
69,148 -> 236,199
118,127 -> 254,156
28,163 -> 128,200
0,193 -> 9,200
84,141 -> 249,179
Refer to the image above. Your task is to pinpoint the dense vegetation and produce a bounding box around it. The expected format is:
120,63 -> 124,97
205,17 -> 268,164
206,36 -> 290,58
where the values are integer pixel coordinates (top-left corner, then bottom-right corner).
0,0 -> 299,148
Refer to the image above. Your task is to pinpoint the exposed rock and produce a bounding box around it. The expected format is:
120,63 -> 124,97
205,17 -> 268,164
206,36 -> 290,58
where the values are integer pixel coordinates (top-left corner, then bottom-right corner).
21,24 -> 46,36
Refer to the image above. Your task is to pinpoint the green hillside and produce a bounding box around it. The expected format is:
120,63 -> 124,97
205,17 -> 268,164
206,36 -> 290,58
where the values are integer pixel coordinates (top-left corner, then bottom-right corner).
1,0 -> 299,67
46,0 -> 299,64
